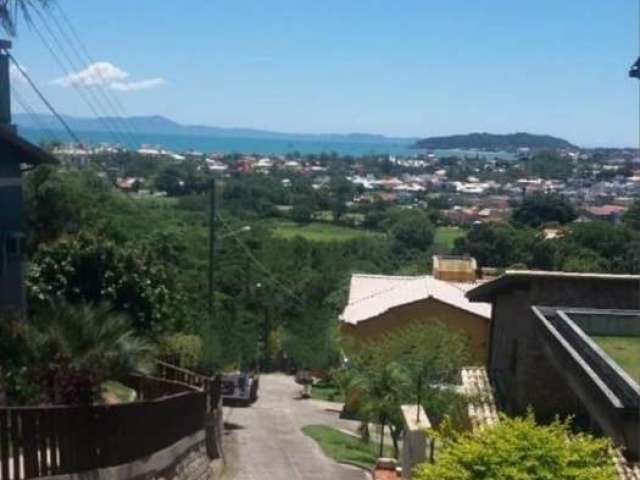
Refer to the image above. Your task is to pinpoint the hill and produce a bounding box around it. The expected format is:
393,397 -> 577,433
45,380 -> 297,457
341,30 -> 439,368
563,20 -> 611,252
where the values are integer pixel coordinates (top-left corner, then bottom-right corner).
14,113 -> 416,145
415,132 -> 576,150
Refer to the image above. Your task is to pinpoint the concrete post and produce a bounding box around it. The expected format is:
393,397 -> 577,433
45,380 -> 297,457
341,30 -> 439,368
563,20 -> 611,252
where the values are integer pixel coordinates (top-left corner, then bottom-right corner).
401,405 -> 432,479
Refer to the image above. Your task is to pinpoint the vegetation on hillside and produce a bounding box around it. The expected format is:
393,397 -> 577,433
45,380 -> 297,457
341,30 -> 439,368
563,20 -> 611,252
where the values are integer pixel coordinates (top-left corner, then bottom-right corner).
415,132 -> 575,150
338,324 -> 471,457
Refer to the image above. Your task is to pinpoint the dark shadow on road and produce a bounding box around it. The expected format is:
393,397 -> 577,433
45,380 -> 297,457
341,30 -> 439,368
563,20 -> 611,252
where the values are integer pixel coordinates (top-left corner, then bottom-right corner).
224,421 -> 245,431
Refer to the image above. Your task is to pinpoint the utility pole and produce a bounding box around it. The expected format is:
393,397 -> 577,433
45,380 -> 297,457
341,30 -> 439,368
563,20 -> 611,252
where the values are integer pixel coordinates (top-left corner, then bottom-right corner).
208,177 -> 217,323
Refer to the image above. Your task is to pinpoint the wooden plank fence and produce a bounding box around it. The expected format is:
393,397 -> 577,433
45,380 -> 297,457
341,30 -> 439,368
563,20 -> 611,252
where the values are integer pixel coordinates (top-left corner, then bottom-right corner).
0,365 -> 220,480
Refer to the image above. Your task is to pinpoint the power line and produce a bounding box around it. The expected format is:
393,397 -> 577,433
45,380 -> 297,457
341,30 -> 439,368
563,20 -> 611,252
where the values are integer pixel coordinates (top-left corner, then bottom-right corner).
217,214 -> 306,306
11,84 -> 60,142
46,4 -> 140,147
53,3 -> 134,122
5,51 -> 82,144
29,9 -> 127,146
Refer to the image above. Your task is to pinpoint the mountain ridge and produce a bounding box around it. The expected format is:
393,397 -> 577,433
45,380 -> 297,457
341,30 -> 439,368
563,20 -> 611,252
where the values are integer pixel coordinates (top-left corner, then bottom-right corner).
14,113 -> 417,144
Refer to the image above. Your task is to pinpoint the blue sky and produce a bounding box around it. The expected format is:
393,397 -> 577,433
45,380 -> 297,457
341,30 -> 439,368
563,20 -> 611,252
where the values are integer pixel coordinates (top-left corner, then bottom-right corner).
8,0 -> 639,146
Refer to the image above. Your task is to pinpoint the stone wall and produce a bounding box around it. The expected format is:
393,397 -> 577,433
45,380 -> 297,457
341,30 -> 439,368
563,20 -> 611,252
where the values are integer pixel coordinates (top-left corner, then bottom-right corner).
159,443 -> 214,480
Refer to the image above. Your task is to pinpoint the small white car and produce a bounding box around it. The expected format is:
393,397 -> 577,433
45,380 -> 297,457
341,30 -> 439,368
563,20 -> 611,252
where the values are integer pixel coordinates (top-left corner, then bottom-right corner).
221,372 -> 259,406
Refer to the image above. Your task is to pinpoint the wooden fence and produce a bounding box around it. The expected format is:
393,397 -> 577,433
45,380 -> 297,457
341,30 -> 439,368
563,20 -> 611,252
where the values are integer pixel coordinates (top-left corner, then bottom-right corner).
0,367 -> 220,480
154,361 -> 222,412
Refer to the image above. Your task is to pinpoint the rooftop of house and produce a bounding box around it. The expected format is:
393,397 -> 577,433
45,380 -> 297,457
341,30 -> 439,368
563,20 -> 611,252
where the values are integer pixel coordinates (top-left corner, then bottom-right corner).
467,270 -> 640,303
340,273 -> 491,325
584,205 -> 628,216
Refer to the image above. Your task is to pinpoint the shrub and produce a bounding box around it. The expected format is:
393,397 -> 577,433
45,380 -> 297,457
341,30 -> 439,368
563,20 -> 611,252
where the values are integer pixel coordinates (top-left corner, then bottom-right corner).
159,333 -> 203,370
414,414 -> 617,480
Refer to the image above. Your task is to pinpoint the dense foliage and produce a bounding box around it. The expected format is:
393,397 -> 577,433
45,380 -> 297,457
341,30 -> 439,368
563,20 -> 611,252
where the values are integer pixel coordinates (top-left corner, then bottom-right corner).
512,193 -> 576,228
415,414 -> 617,480
416,133 -> 575,150
27,234 -> 174,334
1,303 -> 152,405
339,324 -> 471,456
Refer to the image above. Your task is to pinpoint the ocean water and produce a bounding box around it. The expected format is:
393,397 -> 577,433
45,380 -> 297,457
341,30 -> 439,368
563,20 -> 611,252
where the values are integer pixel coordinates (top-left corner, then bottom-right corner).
19,127 -> 515,160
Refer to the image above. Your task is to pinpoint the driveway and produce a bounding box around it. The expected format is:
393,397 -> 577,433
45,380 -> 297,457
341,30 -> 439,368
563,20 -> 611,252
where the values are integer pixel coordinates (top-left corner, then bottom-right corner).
221,373 -> 369,480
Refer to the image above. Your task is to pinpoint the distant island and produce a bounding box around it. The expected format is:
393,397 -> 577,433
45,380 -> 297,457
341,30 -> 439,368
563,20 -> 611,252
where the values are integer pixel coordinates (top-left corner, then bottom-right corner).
415,132 -> 577,150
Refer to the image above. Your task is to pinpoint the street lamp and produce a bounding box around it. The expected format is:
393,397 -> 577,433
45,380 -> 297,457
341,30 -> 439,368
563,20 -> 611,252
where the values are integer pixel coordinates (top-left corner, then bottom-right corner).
219,225 -> 251,240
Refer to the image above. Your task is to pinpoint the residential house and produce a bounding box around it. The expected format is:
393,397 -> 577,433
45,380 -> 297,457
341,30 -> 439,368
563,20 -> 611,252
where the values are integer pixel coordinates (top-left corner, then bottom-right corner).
467,271 -> 640,461
340,256 -> 491,364
583,204 -> 627,224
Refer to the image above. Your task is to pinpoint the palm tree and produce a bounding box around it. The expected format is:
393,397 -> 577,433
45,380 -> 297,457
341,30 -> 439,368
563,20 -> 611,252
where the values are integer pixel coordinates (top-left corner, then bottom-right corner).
0,0 -> 52,37
351,360 -> 410,458
28,302 -> 154,405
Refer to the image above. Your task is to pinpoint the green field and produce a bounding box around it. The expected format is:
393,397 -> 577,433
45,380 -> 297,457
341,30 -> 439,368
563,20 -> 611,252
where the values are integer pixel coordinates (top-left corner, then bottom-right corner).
434,227 -> 464,252
302,425 -> 393,469
271,221 -> 383,243
591,336 -> 640,384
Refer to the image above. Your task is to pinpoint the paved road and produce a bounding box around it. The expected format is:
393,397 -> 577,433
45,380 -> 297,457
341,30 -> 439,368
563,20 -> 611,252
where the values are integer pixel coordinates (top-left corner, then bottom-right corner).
221,373 -> 369,480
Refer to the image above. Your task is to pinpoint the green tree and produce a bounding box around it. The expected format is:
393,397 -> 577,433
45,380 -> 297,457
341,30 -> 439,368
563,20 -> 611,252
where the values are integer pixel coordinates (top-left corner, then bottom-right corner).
291,201 -> 314,224
454,223 -> 535,268
562,221 -> 630,272
512,193 -> 576,228
341,323 -> 471,457
159,333 -> 203,370
415,414 -> 616,480
623,200 -> 640,232
24,166 -> 110,250
527,151 -> 574,180
389,209 -> 435,254
27,234 -> 174,333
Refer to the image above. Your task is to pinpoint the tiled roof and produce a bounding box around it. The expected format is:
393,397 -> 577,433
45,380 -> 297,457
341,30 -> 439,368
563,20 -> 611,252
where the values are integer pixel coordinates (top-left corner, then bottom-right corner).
461,367 -> 499,430
340,274 -> 491,325
614,450 -> 640,480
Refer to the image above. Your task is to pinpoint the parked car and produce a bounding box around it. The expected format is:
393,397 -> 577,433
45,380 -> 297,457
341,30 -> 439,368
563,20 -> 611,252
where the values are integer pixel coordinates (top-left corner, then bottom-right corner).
221,371 -> 259,406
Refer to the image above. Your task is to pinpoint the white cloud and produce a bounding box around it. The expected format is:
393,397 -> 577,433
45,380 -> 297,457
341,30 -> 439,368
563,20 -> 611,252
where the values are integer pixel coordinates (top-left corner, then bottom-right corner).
54,62 -> 165,92
54,61 -> 128,87
110,78 -> 166,91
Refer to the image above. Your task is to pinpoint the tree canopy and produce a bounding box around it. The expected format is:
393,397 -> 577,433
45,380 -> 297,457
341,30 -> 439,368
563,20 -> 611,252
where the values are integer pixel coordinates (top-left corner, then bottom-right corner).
511,193 -> 576,228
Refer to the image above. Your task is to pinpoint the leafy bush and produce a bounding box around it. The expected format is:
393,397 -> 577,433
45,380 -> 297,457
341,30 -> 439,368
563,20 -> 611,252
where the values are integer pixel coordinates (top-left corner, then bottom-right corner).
159,333 -> 203,370
414,414 -> 617,480
2,303 -> 153,405
27,234 -> 174,334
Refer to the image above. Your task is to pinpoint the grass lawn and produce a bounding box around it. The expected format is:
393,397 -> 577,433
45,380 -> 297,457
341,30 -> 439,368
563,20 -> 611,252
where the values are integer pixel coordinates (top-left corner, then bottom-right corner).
302,425 -> 393,469
272,221 -> 383,243
433,227 -> 464,252
310,383 -> 344,403
591,336 -> 640,384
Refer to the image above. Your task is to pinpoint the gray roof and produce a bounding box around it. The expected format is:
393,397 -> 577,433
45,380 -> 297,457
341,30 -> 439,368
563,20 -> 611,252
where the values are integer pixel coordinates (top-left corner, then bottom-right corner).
467,270 -> 640,303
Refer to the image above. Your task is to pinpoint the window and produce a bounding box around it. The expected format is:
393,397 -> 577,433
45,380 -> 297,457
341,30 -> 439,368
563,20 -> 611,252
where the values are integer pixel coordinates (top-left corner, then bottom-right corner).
2,231 -> 25,258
